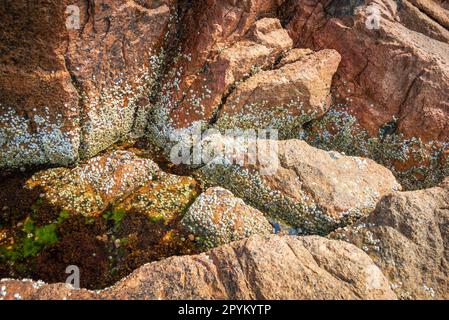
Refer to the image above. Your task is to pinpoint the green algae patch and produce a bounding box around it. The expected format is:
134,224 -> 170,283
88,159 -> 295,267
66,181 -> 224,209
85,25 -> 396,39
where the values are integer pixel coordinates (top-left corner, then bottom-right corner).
103,208 -> 126,229
0,210 -> 69,262
0,154 -> 203,290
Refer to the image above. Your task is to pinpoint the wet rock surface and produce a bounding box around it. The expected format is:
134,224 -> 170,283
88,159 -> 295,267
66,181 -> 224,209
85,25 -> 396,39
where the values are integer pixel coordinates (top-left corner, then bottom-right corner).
0,0 -> 448,300
25,150 -> 160,216
0,148 -> 201,289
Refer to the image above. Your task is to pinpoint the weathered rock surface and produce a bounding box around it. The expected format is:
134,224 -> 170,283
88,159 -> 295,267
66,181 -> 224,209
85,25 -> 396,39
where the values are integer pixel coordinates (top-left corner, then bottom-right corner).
0,0 -> 173,168
156,0 -> 287,112
67,0 -> 173,158
196,139 -> 401,234
25,150 -> 160,216
398,0 -> 449,42
284,0 -> 449,143
168,18 -> 294,129
180,187 -> 272,247
0,1 -> 81,169
116,172 -> 199,223
0,235 -> 397,300
3,0 -> 448,180
215,49 -> 341,136
146,1 -> 291,154
331,178 -> 449,300
0,149 -> 200,289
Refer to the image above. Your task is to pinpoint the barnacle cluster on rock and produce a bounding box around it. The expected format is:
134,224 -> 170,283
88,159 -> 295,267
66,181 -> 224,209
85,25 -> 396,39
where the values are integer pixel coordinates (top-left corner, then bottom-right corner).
301,107 -> 449,190
0,105 -> 80,169
180,187 -> 272,248
0,0 -> 448,300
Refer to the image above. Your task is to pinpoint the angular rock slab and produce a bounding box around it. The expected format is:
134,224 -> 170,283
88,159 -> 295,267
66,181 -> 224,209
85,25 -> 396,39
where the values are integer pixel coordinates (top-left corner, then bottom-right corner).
153,0 -> 288,118
215,49 -> 341,137
67,0 -> 174,158
25,150 -> 159,216
0,1 -> 81,169
168,18 -> 294,130
0,0 -> 173,168
398,0 -> 449,42
0,235 -> 397,300
284,0 -> 449,143
196,139 -> 401,234
147,3 -> 293,156
180,187 -> 272,248
331,178 -> 449,300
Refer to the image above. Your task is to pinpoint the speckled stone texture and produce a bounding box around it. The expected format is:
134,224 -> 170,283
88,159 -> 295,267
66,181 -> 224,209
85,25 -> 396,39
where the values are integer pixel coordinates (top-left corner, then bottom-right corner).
180,187 -> 273,247
25,150 -> 160,216
0,149 -> 201,289
0,235 -> 397,300
0,0 -> 448,301
0,0 -> 173,169
0,1 -> 81,169
167,17 -> 294,130
116,172 -> 199,222
66,0 -> 174,158
146,1 -> 292,158
215,49 -> 341,136
283,0 -> 449,143
331,178 -> 449,300
196,139 -> 401,234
